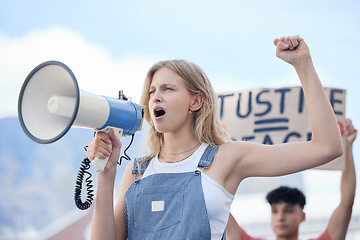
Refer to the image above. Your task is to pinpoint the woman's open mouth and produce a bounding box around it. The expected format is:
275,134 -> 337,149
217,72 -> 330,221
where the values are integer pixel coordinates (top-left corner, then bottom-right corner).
154,107 -> 166,119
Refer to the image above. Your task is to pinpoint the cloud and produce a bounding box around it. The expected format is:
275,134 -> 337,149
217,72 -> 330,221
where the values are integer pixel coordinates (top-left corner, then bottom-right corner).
0,27 -> 156,119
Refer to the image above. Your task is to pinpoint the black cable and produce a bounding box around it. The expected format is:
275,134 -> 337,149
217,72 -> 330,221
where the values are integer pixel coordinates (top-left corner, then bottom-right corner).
74,134 -> 135,210
118,134 -> 135,165
74,157 -> 94,210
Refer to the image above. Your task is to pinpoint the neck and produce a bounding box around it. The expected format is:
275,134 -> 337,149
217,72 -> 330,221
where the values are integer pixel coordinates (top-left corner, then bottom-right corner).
162,120 -> 199,151
161,142 -> 201,155
160,128 -> 200,163
276,233 -> 298,240
159,113 -> 201,161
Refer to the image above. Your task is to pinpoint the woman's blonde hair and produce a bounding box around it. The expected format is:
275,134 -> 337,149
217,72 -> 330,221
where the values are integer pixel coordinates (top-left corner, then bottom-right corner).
140,59 -> 230,160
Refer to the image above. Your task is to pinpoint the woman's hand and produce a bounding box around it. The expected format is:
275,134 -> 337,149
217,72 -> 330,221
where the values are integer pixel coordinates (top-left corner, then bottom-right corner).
274,35 -> 311,67
86,128 -> 122,172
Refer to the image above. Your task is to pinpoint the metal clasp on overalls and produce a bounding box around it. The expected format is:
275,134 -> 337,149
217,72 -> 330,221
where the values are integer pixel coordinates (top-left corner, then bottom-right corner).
194,170 -> 201,176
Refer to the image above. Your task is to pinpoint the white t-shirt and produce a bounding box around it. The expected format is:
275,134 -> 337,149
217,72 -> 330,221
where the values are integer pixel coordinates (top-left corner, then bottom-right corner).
142,143 -> 234,239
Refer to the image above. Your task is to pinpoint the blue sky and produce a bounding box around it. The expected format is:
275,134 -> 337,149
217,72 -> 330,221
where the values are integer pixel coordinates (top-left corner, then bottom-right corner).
1,0 -> 360,119
1,0 -> 359,233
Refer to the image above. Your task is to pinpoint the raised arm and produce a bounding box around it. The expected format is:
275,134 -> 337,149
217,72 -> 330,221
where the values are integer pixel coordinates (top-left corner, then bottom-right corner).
326,118 -> 357,240
219,36 -> 343,192
276,36 -> 343,165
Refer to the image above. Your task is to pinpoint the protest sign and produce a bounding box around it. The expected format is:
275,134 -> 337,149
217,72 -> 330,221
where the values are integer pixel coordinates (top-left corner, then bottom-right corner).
218,86 -> 346,170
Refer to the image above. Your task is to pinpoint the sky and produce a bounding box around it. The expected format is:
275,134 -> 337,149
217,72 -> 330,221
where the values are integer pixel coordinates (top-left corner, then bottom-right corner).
1,0 -> 360,235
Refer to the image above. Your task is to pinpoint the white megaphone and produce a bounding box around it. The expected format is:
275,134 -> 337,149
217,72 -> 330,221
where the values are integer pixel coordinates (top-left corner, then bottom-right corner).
18,60 -> 145,172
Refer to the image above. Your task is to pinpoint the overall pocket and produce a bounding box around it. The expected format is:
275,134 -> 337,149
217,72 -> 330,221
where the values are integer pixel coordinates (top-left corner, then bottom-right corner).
134,183 -> 185,232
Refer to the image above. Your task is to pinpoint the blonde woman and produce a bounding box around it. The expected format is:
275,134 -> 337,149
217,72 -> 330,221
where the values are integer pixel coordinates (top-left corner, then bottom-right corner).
87,35 -> 343,240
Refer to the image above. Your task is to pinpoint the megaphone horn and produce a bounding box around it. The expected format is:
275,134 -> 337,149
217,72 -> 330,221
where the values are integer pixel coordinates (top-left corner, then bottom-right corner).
18,60 -> 145,172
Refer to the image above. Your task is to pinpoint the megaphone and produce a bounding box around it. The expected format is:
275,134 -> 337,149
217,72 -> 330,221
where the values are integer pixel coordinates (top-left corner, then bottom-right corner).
18,60 -> 145,172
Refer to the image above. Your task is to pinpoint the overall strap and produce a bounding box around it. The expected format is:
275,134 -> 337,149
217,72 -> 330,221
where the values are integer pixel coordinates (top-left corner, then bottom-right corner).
198,145 -> 225,239
198,145 -> 220,168
222,230 -> 226,240
132,144 -> 220,174
131,157 -> 151,175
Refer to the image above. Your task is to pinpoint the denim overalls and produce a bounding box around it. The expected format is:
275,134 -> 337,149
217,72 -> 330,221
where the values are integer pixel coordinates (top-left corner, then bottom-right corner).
124,145 -> 226,240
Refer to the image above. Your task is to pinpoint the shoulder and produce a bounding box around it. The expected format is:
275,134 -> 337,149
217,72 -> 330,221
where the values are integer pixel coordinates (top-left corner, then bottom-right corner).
217,141 -> 259,162
120,159 -> 149,189
309,229 -> 330,240
125,156 -> 153,177
122,160 -> 135,179
117,161 -> 136,195
209,141 -> 264,188
204,142 -> 251,187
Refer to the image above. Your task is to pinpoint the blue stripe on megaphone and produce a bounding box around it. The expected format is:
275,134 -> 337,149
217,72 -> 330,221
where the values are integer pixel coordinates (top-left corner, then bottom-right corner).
100,97 -> 143,135
119,112 -> 129,122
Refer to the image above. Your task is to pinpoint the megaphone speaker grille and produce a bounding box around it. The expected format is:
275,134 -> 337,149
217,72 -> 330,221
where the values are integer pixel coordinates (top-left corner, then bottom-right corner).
18,61 -> 80,143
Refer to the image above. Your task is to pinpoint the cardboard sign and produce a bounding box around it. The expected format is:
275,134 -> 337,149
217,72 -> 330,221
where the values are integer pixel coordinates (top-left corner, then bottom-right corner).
217,86 -> 346,170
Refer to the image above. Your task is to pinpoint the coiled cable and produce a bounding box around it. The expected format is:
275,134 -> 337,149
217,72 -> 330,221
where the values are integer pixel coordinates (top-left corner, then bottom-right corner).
74,134 -> 135,210
74,157 -> 94,210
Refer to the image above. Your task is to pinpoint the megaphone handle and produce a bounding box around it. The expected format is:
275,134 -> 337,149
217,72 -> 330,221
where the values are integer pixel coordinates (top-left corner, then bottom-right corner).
91,127 -> 123,173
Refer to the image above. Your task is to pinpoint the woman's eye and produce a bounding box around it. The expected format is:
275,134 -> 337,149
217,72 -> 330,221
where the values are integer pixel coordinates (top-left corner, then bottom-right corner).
149,90 -> 155,95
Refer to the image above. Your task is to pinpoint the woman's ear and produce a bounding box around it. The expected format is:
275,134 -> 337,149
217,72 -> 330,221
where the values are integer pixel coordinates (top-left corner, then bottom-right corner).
190,93 -> 204,112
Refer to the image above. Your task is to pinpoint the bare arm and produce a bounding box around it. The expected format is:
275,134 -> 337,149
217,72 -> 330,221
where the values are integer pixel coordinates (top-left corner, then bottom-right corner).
217,36 -> 343,193
91,167 -> 118,240
86,129 -> 126,240
114,161 -> 136,240
326,119 -> 357,240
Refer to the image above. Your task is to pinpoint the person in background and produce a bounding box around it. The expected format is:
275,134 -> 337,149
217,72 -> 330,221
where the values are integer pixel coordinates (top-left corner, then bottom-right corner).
226,119 -> 357,240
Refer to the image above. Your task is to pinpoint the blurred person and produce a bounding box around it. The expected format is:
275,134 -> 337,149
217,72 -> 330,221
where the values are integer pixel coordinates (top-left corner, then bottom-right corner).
226,119 -> 357,240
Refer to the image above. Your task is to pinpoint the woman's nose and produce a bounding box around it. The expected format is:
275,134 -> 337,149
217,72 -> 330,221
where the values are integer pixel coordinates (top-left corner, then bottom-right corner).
151,91 -> 162,102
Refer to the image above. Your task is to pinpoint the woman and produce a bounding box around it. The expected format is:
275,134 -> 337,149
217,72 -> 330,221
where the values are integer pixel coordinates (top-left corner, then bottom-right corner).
87,35 -> 343,240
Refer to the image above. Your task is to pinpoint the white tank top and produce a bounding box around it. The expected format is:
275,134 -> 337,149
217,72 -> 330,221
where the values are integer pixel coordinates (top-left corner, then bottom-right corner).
142,143 -> 234,239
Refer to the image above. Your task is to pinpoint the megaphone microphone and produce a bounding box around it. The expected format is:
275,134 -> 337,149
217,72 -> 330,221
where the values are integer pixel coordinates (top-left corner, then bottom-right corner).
18,60 -> 145,172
